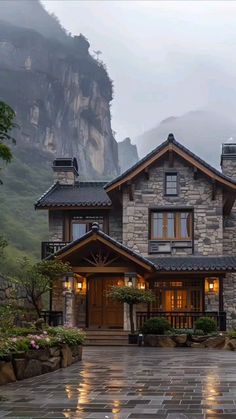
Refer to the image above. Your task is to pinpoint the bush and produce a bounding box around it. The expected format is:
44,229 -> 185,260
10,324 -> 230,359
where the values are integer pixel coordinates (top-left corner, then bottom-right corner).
228,331 -> 236,339
0,305 -> 16,332
47,327 -> 85,346
141,317 -> 172,335
4,327 -> 37,337
194,317 -> 217,334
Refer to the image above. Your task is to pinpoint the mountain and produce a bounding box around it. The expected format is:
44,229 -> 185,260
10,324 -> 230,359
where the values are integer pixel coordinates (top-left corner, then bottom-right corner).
118,138 -> 139,173
0,0 -> 122,272
136,110 -> 236,169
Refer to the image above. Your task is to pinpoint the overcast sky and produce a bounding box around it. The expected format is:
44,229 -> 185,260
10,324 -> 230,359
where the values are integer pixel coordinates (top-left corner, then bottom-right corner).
42,1 -> 236,143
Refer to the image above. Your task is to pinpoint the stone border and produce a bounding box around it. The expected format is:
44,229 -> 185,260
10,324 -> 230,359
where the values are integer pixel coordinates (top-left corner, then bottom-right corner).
0,344 -> 82,385
144,334 -> 236,349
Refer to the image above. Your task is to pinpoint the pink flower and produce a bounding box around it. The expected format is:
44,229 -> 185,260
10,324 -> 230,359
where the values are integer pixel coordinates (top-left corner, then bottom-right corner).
12,337 -> 17,342
35,345 -> 39,350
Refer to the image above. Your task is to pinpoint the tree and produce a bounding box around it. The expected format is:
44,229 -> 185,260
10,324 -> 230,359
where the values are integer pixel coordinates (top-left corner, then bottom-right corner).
108,285 -> 154,335
0,101 -> 16,183
14,258 -> 71,317
0,236 -> 7,258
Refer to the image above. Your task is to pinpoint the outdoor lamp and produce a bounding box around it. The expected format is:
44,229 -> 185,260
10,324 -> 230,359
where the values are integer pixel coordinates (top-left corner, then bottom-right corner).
62,272 -> 74,290
208,278 -> 215,292
128,278 -> 133,287
125,272 -> 136,287
76,279 -> 83,292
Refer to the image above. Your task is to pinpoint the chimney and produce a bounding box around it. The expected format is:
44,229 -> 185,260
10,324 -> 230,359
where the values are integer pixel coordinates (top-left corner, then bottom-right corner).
221,143 -> 236,180
52,157 -> 79,185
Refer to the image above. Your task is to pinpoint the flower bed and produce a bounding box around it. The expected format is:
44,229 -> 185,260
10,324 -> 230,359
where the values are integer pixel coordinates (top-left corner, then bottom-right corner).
0,327 -> 85,385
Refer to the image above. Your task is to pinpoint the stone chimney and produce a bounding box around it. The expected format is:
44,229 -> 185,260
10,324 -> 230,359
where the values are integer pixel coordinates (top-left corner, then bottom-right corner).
52,158 -> 79,185
221,143 -> 236,179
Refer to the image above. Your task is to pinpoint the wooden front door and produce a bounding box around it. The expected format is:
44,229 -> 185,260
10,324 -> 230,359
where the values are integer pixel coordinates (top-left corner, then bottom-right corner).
89,277 -> 124,328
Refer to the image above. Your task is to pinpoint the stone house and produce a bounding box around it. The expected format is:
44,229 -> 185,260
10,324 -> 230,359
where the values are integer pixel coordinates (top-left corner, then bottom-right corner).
35,134 -> 236,331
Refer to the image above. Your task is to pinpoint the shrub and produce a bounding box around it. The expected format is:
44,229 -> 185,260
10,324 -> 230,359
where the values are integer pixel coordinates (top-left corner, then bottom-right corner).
0,305 -> 16,332
5,327 -> 37,337
47,327 -> 85,346
141,317 -> 172,335
194,317 -> 217,334
228,331 -> 236,339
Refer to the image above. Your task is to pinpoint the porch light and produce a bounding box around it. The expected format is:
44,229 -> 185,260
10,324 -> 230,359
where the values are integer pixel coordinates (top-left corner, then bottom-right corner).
125,272 -> 137,287
62,272 -> 74,290
76,279 -> 83,292
138,282 -> 146,290
128,278 -> 133,287
208,278 -> 215,292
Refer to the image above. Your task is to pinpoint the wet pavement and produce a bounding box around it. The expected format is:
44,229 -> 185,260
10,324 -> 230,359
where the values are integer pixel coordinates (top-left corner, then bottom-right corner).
1,347 -> 236,418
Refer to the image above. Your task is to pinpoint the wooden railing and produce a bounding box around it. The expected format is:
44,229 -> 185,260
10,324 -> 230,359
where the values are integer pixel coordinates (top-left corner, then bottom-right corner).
41,310 -> 63,326
136,311 -> 227,331
41,241 -> 70,259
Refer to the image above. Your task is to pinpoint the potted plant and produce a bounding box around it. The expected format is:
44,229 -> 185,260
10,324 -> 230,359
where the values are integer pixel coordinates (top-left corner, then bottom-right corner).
108,285 -> 154,344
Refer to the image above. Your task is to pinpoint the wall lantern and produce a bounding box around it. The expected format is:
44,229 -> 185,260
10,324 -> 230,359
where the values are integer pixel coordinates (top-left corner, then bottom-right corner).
138,282 -> 146,290
208,278 -> 215,292
76,279 -> 83,292
125,272 -> 137,288
62,272 -> 74,291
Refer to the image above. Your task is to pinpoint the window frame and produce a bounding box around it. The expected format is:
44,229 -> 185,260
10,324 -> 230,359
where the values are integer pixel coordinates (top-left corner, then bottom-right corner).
150,209 -> 193,241
71,220 -> 93,241
164,172 -> 178,196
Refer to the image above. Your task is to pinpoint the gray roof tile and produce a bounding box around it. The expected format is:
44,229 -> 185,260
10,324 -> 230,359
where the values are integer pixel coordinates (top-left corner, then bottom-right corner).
148,256 -> 236,272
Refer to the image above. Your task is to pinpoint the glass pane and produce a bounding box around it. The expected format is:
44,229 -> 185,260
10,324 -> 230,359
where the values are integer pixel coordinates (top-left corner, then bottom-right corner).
72,223 -> 87,240
152,212 -> 163,238
166,174 -> 177,194
167,213 -> 176,238
180,213 -> 191,238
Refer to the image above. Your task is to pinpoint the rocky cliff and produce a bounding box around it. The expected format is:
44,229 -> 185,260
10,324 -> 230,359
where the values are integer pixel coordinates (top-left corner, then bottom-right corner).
0,13 -> 119,178
118,137 -> 139,173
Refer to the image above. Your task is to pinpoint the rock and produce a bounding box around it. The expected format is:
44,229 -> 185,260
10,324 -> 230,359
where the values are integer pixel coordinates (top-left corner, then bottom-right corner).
71,345 -> 82,360
144,335 -> 176,348
224,338 -> 236,351
26,349 -> 50,361
204,336 -> 225,348
49,347 -> 60,357
24,359 -> 42,379
61,344 -> 73,368
13,358 -> 26,380
191,342 -> 206,348
173,335 -> 187,345
191,336 -> 208,343
0,362 -> 16,385
42,357 -> 60,374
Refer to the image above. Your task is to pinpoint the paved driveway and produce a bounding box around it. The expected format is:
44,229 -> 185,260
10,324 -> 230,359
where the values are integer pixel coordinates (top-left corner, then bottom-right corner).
1,347 -> 236,418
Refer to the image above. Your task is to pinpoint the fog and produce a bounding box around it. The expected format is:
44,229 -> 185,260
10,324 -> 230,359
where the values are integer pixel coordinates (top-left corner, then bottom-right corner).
41,0 -> 236,143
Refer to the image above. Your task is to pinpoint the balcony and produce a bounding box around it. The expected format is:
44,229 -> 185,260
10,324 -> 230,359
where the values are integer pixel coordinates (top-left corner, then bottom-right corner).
41,241 -> 70,259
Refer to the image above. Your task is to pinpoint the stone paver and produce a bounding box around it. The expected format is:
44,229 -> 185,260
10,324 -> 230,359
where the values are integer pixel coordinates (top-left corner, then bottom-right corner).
1,347 -> 236,418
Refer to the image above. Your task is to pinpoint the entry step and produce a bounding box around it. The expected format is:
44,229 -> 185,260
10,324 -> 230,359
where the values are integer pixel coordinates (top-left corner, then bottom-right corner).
84,330 -> 129,346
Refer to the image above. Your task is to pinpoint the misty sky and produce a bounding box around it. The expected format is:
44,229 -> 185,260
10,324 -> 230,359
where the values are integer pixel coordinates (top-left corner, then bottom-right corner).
42,1 -> 236,143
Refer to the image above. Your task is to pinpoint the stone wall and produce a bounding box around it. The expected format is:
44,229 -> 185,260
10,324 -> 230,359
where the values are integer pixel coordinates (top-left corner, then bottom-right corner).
48,211 -> 64,241
122,155 -> 223,257
109,209 -> 123,243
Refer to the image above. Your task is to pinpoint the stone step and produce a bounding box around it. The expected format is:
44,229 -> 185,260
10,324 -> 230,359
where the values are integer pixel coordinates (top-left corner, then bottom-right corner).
85,339 -> 129,346
84,330 -> 130,346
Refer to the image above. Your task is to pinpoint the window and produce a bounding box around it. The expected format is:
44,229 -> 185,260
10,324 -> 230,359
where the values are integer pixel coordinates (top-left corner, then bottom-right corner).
71,221 -> 92,240
165,173 -> 178,195
150,211 -> 192,240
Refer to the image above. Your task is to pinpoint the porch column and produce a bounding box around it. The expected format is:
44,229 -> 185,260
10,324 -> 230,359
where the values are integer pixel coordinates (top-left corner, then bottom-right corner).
123,273 -> 137,332
64,290 -> 75,327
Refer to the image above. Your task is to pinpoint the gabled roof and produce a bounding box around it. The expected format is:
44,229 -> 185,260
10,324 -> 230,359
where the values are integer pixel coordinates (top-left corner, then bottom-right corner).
49,224 -> 156,272
149,256 -> 236,272
35,181 -> 112,209
105,134 -> 236,192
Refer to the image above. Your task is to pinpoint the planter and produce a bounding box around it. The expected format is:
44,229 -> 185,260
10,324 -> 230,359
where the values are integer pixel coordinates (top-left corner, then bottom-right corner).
128,334 -> 138,344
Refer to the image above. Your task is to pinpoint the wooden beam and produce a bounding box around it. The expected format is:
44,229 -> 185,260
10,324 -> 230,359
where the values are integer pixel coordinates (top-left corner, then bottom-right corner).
212,179 -> 216,201
72,267 -> 138,273
144,168 -> 149,180
193,167 -> 198,180
168,150 -> 174,167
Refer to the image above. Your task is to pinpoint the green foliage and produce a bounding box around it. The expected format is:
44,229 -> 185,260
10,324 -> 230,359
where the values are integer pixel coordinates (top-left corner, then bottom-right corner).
13,258 -> 71,317
141,317 -> 172,335
228,331 -> 236,339
108,286 -> 154,305
47,327 -> 85,346
0,305 -> 16,332
4,327 -> 37,337
0,236 -> 7,258
0,101 -> 16,183
194,317 -> 217,335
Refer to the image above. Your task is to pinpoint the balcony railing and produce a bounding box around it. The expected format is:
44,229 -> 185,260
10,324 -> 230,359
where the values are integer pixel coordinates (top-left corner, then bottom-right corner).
136,311 -> 227,331
41,310 -> 63,326
41,241 -> 70,259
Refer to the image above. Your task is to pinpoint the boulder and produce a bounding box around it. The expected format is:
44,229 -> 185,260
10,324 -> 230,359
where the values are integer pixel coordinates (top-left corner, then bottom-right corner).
204,336 -> 225,349
144,335 -> 176,347
191,336 -> 208,343
42,357 -> 60,374
224,338 -> 236,351
24,359 -> 42,379
191,342 -> 206,348
49,347 -> 60,357
26,349 -> 50,361
13,358 -> 26,380
173,334 -> 187,345
0,362 -> 16,385
61,344 -> 73,368
71,345 -> 82,360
